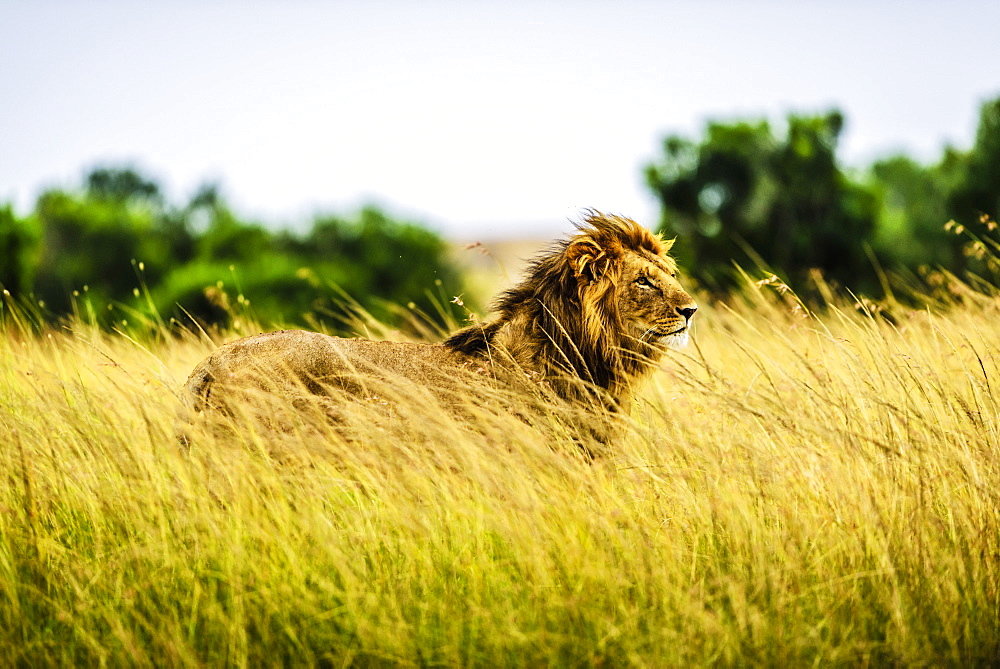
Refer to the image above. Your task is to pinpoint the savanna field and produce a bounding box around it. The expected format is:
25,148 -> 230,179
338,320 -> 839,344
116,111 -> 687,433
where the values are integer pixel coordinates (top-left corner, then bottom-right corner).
1,274 -> 998,666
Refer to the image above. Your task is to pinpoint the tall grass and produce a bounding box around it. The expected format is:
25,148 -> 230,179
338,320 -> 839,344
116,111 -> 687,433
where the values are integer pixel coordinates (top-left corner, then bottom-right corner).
1,274 -> 998,666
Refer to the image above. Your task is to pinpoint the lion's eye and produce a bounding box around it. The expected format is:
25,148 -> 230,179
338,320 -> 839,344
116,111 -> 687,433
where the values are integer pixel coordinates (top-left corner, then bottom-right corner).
636,276 -> 654,288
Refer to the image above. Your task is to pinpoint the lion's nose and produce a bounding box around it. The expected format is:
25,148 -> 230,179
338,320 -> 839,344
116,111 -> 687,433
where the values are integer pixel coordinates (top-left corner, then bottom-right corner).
677,305 -> 697,322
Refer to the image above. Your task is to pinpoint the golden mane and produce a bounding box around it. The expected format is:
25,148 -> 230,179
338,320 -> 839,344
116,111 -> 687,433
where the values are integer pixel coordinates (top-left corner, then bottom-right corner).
444,211 -> 683,408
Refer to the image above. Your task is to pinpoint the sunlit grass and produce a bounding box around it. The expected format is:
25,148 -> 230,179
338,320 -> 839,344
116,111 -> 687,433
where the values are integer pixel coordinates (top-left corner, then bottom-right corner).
1,277 -> 998,666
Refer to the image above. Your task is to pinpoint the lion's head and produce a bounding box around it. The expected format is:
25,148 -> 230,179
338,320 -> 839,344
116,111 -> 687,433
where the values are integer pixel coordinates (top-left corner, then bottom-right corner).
562,211 -> 697,353
446,211 -> 696,406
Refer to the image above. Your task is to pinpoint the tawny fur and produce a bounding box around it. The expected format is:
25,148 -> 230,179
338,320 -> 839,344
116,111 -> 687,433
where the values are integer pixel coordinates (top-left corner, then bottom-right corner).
183,211 -> 697,439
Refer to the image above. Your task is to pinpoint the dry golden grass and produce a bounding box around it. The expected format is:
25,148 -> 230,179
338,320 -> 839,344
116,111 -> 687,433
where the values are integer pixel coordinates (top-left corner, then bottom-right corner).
1,279 -> 998,666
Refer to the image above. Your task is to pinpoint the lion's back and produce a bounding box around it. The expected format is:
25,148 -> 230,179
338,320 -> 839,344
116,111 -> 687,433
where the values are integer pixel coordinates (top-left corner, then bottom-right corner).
184,329 -> 475,411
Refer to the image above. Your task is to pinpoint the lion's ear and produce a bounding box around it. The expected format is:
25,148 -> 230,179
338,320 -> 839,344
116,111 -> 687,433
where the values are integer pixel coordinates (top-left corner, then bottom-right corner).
566,239 -> 606,282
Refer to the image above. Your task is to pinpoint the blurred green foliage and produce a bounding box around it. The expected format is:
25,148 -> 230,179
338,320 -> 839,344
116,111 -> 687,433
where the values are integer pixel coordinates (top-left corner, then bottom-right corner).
0,168 -> 463,332
645,96 -> 1000,295
3,96 -> 999,326
0,204 -> 40,297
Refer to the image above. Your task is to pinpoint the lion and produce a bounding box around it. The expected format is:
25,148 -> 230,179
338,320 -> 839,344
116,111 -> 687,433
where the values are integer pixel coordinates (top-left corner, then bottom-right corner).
182,211 -> 697,447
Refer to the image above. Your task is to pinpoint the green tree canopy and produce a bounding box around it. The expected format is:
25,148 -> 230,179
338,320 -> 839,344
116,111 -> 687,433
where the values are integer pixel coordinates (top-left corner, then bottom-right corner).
948,98 -> 1000,227
645,111 -> 880,292
86,166 -> 162,204
33,187 -> 177,314
866,97 -> 1000,283
867,153 -> 963,270
2,167 -> 464,332
0,204 -> 41,296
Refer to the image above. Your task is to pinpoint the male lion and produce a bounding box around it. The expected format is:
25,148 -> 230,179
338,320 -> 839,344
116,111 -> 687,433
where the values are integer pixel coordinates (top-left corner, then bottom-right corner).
183,211 -> 696,446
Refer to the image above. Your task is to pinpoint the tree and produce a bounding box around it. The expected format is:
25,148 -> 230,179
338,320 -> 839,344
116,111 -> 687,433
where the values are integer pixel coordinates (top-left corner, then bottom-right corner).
948,98 -> 1000,227
86,166 -> 162,204
867,97 -> 1000,280
2,165 -> 463,331
32,189 -> 166,314
868,154 -> 963,271
645,111 -> 880,293
0,205 -> 41,296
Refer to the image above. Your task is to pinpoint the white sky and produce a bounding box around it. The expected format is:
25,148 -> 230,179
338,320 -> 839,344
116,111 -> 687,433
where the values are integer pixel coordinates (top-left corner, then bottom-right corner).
2,0 -> 998,239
